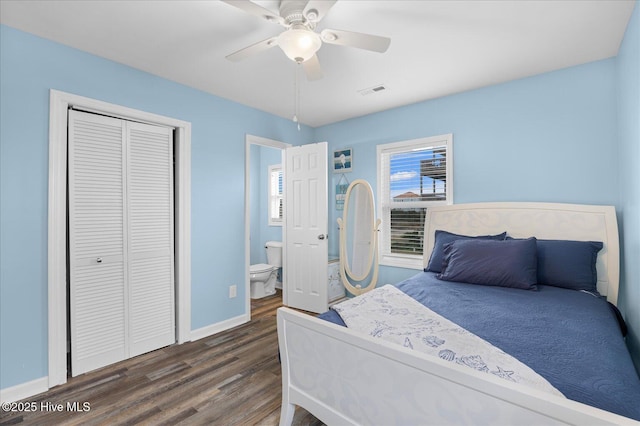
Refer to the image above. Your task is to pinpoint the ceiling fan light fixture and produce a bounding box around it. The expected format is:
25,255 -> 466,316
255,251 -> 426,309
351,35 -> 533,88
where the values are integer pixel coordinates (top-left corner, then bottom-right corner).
277,28 -> 321,63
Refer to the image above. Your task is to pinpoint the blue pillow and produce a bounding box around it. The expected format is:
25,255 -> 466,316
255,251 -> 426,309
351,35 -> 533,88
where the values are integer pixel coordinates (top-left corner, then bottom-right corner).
437,238 -> 538,290
536,239 -> 603,292
426,230 -> 507,273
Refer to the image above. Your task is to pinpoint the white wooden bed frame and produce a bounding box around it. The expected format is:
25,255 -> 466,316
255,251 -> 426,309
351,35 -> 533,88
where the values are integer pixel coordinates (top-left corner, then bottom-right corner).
277,202 -> 639,425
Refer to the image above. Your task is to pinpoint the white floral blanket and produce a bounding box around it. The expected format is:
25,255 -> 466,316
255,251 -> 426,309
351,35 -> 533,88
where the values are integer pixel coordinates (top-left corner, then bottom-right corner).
332,285 -> 564,397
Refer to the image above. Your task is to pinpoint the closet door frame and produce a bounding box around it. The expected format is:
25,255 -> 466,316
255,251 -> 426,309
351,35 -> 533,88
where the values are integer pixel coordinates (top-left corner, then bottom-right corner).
47,89 -> 191,388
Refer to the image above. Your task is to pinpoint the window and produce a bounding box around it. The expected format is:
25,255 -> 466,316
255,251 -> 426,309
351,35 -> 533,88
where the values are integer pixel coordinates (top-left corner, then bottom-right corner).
268,164 -> 283,226
377,134 -> 453,269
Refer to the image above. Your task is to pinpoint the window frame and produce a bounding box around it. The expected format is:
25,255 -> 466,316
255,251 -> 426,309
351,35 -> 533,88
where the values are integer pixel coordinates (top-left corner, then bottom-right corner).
268,164 -> 283,226
377,134 -> 453,269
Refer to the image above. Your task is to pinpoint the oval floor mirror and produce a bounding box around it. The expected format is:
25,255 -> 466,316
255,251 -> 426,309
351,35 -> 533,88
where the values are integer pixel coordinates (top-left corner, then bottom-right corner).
337,179 -> 381,296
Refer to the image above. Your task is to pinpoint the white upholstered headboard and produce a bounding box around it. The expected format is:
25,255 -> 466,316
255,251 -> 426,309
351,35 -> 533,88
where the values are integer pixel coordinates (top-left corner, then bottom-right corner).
422,202 -> 620,305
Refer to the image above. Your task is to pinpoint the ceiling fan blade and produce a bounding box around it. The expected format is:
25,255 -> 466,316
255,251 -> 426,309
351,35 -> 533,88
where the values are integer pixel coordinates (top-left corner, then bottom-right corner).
303,0 -> 338,24
302,54 -> 323,81
226,36 -> 278,62
220,0 -> 285,26
321,29 -> 391,53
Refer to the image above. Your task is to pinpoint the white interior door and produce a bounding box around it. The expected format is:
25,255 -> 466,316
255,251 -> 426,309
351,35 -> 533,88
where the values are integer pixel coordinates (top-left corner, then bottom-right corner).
69,110 -> 175,376
284,142 -> 328,313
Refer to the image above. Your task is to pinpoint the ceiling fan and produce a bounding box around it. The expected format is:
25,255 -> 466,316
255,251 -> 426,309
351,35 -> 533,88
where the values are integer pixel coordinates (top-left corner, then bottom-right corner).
221,0 -> 391,80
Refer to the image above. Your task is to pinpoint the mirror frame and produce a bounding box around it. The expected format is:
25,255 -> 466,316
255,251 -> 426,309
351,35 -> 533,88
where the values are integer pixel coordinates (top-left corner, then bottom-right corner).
337,179 -> 381,296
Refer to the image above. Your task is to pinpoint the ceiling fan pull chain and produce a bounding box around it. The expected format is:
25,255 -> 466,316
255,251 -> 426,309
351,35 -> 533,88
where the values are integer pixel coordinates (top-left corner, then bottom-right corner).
293,64 -> 301,131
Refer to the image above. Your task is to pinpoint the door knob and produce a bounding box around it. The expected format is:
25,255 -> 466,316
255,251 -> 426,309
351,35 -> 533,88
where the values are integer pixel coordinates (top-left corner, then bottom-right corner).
318,234 -> 326,240
96,257 -> 103,263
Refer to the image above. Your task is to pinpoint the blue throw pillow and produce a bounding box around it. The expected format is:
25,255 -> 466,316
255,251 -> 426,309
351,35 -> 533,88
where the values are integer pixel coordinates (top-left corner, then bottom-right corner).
437,238 -> 538,290
426,230 -> 507,273
536,239 -> 603,292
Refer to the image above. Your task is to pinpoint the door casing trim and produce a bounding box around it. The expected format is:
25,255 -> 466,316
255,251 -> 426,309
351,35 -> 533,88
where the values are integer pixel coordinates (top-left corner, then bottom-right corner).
48,89 -> 192,388
244,134 -> 291,314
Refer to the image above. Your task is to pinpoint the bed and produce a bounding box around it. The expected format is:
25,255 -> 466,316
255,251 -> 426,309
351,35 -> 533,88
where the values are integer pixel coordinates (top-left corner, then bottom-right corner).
277,202 -> 640,425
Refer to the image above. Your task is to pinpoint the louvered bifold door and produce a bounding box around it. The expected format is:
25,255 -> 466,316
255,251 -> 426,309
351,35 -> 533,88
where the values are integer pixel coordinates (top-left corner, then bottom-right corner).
69,111 -> 175,377
126,121 -> 175,357
69,110 -> 127,376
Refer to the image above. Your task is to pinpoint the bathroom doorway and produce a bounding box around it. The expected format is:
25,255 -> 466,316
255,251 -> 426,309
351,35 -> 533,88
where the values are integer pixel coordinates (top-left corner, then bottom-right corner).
244,135 -> 291,319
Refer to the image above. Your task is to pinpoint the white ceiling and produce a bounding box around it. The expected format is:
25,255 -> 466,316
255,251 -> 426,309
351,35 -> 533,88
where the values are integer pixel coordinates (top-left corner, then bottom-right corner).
0,0 -> 635,127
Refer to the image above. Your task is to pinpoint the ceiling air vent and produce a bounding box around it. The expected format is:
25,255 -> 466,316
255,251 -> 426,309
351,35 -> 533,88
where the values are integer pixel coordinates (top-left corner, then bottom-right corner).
358,84 -> 387,96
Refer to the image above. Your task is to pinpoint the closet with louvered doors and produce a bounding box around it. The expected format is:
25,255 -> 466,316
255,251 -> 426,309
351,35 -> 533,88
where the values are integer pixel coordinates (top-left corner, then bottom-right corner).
68,109 -> 175,376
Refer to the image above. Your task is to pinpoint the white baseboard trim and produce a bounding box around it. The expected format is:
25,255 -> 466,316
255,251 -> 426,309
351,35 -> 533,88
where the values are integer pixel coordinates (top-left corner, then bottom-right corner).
0,376 -> 49,403
190,313 -> 249,342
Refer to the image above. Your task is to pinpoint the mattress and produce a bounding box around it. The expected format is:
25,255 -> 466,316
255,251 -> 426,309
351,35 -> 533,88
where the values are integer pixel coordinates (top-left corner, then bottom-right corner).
319,272 -> 640,421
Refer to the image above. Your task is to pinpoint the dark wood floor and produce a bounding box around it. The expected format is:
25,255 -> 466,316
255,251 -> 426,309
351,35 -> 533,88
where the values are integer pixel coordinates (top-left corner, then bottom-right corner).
0,290 -> 323,426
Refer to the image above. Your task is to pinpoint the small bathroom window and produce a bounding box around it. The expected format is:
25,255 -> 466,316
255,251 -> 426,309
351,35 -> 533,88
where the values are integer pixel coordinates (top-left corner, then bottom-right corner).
268,164 -> 283,226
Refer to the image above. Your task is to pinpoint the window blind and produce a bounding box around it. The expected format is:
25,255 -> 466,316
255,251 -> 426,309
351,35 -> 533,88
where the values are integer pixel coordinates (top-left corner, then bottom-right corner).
269,165 -> 283,224
378,135 -> 452,264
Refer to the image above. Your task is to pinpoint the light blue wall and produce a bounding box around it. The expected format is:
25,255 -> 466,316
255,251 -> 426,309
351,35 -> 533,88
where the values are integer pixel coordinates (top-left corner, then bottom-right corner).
250,144 -> 282,265
317,59 -> 619,287
616,2 -> 640,369
250,145 -> 262,263
0,25 -> 312,390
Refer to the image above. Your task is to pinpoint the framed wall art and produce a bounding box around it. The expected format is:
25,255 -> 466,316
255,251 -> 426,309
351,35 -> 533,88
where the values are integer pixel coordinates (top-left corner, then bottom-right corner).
333,148 -> 352,173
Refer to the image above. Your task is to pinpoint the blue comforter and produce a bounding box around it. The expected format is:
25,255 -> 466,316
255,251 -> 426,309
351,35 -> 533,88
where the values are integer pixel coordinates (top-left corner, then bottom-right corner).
319,272 -> 640,421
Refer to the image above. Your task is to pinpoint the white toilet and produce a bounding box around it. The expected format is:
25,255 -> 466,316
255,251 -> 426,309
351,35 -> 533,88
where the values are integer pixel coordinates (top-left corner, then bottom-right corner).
250,241 -> 282,299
